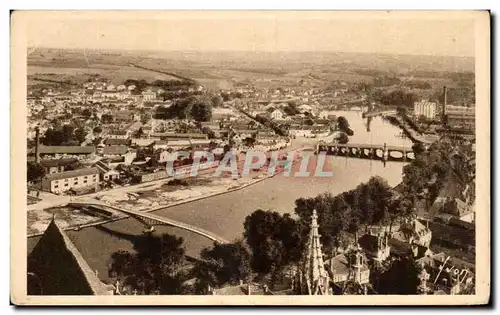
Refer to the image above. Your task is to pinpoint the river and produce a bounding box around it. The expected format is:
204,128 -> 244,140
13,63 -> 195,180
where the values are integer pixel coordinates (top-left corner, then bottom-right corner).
28,111 -> 413,280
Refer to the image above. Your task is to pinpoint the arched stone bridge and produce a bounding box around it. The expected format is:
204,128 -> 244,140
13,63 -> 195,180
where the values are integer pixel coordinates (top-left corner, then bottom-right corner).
316,142 -> 415,162
69,201 -> 229,244
362,109 -> 397,118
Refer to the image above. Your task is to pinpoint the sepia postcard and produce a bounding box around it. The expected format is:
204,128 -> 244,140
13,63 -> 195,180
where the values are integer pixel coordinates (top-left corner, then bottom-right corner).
11,10 -> 490,305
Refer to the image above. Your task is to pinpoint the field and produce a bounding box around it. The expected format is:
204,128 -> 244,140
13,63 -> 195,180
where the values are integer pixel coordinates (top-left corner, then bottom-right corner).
27,47 -> 474,93
28,64 -> 182,86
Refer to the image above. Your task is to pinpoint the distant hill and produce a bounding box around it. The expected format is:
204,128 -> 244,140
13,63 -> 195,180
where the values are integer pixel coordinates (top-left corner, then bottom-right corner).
142,50 -> 475,74
28,47 -> 474,79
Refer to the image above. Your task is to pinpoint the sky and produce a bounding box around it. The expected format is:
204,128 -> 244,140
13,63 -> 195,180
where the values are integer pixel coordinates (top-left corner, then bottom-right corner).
22,11 -> 476,57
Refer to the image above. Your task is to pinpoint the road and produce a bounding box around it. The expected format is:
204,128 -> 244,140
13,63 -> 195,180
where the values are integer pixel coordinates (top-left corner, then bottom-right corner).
28,136 -> 315,212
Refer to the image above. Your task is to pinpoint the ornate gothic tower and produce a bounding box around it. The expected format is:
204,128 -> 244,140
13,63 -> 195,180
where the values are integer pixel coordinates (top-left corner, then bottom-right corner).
352,245 -> 364,284
418,264 -> 431,295
296,210 -> 331,295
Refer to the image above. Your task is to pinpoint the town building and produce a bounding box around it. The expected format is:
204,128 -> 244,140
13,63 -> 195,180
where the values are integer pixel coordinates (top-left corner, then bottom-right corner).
444,105 -> 475,116
443,105 -> 475,130
414,100 -> 437,119
326,246 -> 371,293
39,158 -> 78,174
392,218 -> 433,248
153,140 -> 170,151
28,146 -> 96,160
112,110 -> 135,123
416,252 -> 475,295
270,109 -> 284,121
41,167 -> 100,194
358,232 -> 391,263
149,132 -> 208,141
104,138 -> 132,146
103,145 -> 129,157
142,90 -> 157,101
95,160 -> 121,181
445,114 -> 475,130
106,130 -> 129,140
442,196 -> 474,222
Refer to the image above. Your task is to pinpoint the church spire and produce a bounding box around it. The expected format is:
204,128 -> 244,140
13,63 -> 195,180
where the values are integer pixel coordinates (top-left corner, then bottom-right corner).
296,209 -> 330,295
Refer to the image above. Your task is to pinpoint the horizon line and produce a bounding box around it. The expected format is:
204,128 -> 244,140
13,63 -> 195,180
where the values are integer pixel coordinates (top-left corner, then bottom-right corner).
27,46 -> 475,59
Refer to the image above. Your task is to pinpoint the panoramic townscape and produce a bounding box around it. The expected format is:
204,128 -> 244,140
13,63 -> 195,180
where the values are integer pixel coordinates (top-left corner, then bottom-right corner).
24,18 -> 477,297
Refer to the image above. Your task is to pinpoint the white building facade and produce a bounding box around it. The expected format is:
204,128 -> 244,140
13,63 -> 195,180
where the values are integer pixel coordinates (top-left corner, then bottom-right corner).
413,100 -> 437,119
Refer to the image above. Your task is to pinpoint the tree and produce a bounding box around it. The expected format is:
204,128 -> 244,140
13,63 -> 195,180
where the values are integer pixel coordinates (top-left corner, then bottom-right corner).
74,128 -> 87,145
82,108 -> 92,119
243,210 -> 305,281
108,233 -> 188,295
412,142 -> 426,155
304,118 -> 314,126
374,257 -> 419,294
373,75 -> 401,87
92,137 -> 102,146
243,137 -> 256,148
27,161 -> 45,183
101,114 -> 113,124
209,140 -> 219,151
211,95 -> 223,108
42,125 -> 84,146
283,104 -> 300,116
193,240 -> 251,292
201,127 -> 216,139
93,126 -> 102,134
404,80 -> 432,90
431,86 -> 475,106
41,128 -> 66,146
396,106 -> 407,116
190,99 -> 212,122
132,127 -> 144,139
255,114 -> 270,125
294,176 -> 399,254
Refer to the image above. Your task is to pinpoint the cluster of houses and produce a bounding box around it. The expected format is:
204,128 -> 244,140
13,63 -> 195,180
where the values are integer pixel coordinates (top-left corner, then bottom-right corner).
27,75 -> 365,197
27,107 -> 295,196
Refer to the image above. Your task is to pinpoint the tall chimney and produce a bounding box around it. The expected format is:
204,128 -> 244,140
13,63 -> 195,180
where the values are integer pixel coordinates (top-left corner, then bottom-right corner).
441,86 -> 448,125
443,86 -> 447,112
35,127 -> 40,163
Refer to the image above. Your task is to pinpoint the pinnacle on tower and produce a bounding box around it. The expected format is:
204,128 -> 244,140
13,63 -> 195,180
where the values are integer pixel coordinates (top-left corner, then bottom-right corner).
418,264 -> 430,295
296,209 -> 330,295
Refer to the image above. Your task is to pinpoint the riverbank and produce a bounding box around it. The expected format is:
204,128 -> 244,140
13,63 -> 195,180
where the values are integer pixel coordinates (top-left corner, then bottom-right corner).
383,114 -> 439,144
27,149 -> 306,237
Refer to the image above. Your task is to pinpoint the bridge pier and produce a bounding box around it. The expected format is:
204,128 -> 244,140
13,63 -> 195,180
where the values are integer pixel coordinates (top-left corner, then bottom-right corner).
315,142 -> 413,163
143,225 -> 155,234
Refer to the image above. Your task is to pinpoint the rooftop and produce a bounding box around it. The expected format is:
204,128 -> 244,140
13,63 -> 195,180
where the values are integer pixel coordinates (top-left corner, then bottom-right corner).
27,219 -> 113,295
103,145 -> 129,156
150,132 -> 208,139
44,167 -> 100,181
104,138 -> 131,146
327,251 -> 369,276
29,146 -> 95,155
39,158 -> 78,168
108,130 -> 128,136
